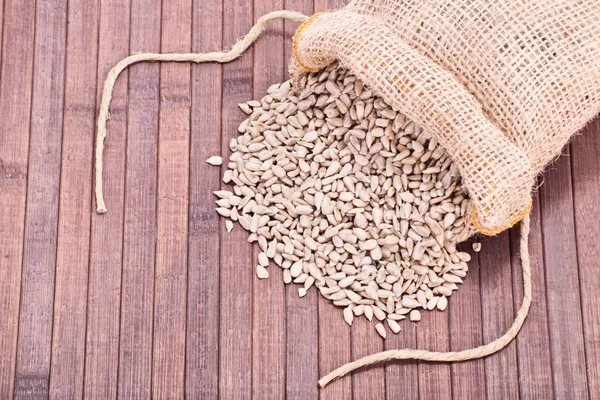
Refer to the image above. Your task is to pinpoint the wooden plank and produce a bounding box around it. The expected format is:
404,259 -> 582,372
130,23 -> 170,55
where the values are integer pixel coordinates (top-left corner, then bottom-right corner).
12,0 -> 67,398
571,131 -> 600,398
286,292 -> 319,399
84,0 -> 130,398
0,0 -> 3,65
185,0 -> 222,399
539,149 -> 589,400
417,310 -> 451,399
117,0 -> 161,398
218,0 -> 253,398
385,317 -> 418,399
253,255 -> 286,398
282,0 -> 320,397
352,318 -> 385,399
310,1 -> 353,398
152,0 -> 192,396
49,0 -> 99,397
318,301 -> 352,400
314,0 -> 329,12
449,245 -> 486,400
509,196 -> 554,400
0,0 -> 36,397
571,120 -> 600,400
416,234 -> 455,399
251,0 -> 286,398
479,231 -> 519,399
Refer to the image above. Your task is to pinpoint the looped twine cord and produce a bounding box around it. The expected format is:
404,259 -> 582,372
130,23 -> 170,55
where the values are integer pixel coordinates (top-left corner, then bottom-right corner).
318,213 -> 532,388
94,10 -> 308,214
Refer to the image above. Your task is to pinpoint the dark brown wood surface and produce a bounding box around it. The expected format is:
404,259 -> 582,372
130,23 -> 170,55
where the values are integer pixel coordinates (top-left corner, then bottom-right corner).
252,0 -> 286,398
14,0 -> 67,399
187,0 -> 222,398
0,1 -> 598,398
85,1 -> 130,398
0,0 -> 36,396
118,0 -> 160,397
50,0 -> 98,397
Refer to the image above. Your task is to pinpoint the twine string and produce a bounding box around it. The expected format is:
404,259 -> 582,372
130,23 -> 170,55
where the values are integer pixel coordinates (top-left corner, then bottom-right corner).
94,10 -> 309,213
318,214 -> 532,387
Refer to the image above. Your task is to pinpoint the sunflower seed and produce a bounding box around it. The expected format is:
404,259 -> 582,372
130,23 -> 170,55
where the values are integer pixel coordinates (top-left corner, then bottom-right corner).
437,296 -> 448,311
387,319 -> 401,333
343,307 -> 354,326
256,265 -> 269,279
409,310 -> 421,321
375,323 -> 387,339
206,156 -> 223,166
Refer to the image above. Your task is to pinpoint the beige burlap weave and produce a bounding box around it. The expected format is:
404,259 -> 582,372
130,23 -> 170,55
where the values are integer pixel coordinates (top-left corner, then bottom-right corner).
291,0 -> 600,236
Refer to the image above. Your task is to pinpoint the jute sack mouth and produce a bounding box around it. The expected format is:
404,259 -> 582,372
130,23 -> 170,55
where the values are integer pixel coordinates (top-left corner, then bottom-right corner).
291,1 -> 600,238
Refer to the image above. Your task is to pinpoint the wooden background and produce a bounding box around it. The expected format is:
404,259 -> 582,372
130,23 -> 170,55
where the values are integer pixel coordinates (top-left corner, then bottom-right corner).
0,0 -> 598,398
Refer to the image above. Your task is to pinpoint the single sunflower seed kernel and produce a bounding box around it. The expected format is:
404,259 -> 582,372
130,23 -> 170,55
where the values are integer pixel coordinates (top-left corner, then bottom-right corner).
375,323 -> 387,339
256,265 -> 269,279
206,156 -> 223,166
387,319 -> 401,333
343,307 -> 354,326
409,309 -> 422,322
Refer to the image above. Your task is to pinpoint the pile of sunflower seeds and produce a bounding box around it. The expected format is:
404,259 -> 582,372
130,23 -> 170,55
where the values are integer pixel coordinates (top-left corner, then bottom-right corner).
211,63 -> 476,338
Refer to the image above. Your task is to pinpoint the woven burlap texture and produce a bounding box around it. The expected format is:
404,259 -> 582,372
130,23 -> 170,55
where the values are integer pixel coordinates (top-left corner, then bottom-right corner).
292,0 -> 600,236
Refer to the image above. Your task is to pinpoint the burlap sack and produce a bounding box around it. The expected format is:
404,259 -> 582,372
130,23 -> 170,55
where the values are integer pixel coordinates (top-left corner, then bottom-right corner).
291,0 -> 600,237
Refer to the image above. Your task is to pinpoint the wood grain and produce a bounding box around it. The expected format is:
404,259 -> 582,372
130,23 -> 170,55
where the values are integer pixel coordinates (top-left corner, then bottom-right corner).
0,0 -> 3,66
318,301 -> 352,400
186,0 -> 223,398
152,0 -> 192,397
314,0 -> 330,12
352,317 -> 385,399
479,231 -> 520,399
286,291 -> 319,400
13,0 -> 67,398
449,245 -> 486,400
509,196 -> 554,400
0,0 -> 36,396
84,0 -> 130,397
282,1 -> 321,398
251,0 -> 287,398
219,0 -> 254,397
117,0 -> 161,398
540,150 -> 590,400
385,315 -> 418,400
49,0 -> 99,397
311,1 -> 353,398
571,120 -> 600,400
417,310 -> 451,400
